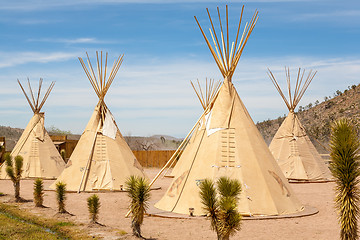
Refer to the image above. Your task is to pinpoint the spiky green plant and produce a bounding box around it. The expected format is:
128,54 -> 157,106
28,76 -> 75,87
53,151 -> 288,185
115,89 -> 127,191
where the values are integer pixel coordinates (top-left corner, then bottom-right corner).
199,177 -> 242,240
199,179 -> 219,236
60,149 -> 66,162
4,153 -> 23,202
125,176 -> 151,238
87,194 -> 100,223
33,178 -> 44,207
330,118 -> 360,240
56,181 -> 67,213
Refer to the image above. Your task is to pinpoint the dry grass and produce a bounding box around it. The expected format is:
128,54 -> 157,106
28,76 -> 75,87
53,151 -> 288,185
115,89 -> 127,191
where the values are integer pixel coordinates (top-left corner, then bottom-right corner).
0,202 -> 96,240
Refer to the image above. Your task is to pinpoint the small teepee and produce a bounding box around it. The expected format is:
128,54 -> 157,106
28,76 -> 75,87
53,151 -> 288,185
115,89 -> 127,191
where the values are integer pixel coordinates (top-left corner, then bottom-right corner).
50,52 -> 146,192
0,79 -> 65,179
267,67 -> 331,182
168,79 -> 222,178
154,6 -> 304,217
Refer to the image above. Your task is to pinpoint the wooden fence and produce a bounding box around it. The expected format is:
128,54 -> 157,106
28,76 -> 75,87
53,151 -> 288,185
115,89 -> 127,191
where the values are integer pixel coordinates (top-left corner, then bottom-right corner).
133,150 -> 177,168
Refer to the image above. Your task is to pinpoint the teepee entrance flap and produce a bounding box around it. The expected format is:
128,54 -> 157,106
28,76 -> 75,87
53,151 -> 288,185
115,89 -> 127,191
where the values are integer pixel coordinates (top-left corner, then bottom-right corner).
103,110 -> 117,139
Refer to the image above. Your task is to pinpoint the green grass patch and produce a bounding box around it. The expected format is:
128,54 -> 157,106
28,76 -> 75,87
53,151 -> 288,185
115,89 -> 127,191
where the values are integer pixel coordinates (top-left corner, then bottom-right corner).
0,212 -> 59,240
0,203 -> 96,239
55,221 -> 75,227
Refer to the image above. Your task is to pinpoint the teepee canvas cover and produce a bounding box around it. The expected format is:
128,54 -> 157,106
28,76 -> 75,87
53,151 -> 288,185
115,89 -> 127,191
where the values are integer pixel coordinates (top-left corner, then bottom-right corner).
155,6 -> 304,216
50,52 -> 146,192
268,68 -> 331,181
0,79 -> 65,179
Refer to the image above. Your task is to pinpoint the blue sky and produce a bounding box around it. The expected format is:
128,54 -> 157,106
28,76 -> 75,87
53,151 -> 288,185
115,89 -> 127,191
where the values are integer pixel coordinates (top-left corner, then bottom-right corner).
0,0 -> 359,137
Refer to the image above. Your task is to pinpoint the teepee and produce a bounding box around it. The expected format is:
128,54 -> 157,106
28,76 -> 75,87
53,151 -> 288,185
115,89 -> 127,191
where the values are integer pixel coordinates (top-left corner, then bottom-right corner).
50,52 -> 146,192
154,5 -> 304,217
167,79 -> 222,178
267,67 -> 331,182
0,79 -> 65,179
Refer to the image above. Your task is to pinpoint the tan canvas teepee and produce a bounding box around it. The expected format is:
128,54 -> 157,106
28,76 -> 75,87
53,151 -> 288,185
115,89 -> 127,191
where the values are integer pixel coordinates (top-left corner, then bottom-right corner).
168,79 -> 222,178
50,52 -> 147,192
154,6 -> 304,217
267,67 -> 331,181
0,79 -> 65,179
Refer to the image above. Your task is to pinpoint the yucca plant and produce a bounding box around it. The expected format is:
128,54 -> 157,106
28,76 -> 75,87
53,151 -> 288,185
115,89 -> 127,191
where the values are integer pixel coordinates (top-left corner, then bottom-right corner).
4,153 -> 23,202
87,194 -> 100,223
199,179 -> 219,235
60,149 -> 66,162
125,176 -> 151,238
199,177 -> 242,240
56,181 -> 67,213
330,118 -> 360,240
33,178 -> 44,207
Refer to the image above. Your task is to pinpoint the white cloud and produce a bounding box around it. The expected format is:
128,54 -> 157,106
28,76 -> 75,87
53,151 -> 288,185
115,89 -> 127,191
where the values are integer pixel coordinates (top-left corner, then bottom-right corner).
293,10 -> 360,22
27,37 -> 115,44
0,51 -> 79,68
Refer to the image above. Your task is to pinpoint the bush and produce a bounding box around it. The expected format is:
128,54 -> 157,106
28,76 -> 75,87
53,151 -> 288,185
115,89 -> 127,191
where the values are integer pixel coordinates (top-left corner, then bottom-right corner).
87,194 -> 100,223
199,177 -> 242,240
56,182 -> 67,213
330,118 -> 360,240
125,176 -> 150,238
33,178 -> 44,207
60,149 -> 66,162
5,154 -> 23,202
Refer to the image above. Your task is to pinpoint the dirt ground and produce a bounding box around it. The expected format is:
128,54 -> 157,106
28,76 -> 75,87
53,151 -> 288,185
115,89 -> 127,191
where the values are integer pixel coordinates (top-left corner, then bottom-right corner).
0,168 -> 339,240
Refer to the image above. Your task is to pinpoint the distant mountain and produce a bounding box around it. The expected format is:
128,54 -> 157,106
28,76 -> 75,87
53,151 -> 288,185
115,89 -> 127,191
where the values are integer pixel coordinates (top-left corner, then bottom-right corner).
124,135 -> 182,151
0,124 -> 182,152
150,135 -> 182,141
0,126 -> 23,151
256,83 -> 360,153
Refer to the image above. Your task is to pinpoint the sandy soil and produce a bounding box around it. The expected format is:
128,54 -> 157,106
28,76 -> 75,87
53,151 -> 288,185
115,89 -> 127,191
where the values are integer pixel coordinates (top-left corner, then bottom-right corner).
0,168 -> 339,240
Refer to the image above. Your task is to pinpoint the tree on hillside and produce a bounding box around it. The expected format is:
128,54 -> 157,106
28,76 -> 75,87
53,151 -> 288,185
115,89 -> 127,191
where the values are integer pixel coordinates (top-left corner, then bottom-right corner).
47,125 -> 72,135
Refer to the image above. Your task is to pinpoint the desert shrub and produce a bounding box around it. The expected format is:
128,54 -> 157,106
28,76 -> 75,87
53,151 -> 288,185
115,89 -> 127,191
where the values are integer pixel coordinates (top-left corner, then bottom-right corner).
33,178 -> 44,207
199,177 -> 242,240
330,118 -> 360,240
56,182 -> 67,213
125,176 -> 150,238
87,194 -> 100,223
60,149 -> 66,162
5,153 -> 23,202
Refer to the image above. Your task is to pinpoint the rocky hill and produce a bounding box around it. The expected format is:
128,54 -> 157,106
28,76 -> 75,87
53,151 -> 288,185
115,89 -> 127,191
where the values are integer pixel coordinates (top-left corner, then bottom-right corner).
256,83 -> 360,153
0,126 -> 23,151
